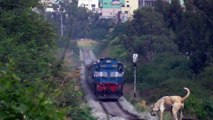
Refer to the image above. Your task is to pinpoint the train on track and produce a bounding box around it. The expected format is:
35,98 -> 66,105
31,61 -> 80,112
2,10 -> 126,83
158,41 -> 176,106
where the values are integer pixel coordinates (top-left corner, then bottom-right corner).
86,57 -> 124,100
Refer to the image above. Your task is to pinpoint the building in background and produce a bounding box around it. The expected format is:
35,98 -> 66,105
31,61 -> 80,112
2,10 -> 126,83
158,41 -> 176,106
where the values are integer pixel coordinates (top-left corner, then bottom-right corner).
40,0 -> 55,7
138,0 -> 184,8
99,0 -> 125,8
39,0 -> 58,13
98,0 -> 125,20
77,0 -> 182,22
77,0 -> 139,22
121,0 -> 139,22
78,0 -> 99,12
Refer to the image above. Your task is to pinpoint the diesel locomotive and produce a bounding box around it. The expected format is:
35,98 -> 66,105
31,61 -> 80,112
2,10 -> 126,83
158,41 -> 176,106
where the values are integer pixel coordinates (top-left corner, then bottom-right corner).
86,57 -> 124,100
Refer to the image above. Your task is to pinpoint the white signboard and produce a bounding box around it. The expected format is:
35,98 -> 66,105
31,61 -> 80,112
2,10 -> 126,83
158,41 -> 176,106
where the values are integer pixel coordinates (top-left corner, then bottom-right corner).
133,53 -> 138,63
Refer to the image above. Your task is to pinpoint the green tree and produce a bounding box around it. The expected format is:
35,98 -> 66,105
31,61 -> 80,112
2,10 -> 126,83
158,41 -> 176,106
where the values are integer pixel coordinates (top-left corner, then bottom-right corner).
109,8 -> 189,84
0,0 -> 55,81
155,0 -> 213,74
115,8 -> 176,61
0,0 -> 66,119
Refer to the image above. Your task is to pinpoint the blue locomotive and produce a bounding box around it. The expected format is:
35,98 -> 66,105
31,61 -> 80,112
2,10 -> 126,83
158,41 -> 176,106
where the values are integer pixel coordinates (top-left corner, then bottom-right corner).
87,57 -> 124,100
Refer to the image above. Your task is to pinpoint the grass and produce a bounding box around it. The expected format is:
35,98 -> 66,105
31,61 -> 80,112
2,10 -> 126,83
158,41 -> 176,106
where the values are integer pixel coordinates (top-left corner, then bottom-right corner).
77,39 -> 96,49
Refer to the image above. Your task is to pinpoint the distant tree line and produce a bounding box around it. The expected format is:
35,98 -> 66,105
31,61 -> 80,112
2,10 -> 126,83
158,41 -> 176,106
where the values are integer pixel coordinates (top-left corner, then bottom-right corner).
48,0 -> 115,40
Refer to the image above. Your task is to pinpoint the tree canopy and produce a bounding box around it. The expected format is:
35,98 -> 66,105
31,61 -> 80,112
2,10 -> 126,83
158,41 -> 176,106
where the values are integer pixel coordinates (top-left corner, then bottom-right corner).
0,0 -> 95,119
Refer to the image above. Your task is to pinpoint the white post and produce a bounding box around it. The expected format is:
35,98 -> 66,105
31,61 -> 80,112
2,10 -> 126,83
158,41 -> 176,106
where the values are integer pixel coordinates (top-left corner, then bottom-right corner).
59,5 -> 64,37
133,53 -> 138,98
134,63 -> 137,97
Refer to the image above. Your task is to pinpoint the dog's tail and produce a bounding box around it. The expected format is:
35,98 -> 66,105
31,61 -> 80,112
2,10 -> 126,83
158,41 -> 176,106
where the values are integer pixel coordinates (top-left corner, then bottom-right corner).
182,87 -> 190,102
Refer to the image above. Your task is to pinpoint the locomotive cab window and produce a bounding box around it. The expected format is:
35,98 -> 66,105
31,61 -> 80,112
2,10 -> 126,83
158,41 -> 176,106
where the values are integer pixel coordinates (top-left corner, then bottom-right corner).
118,63 -> 124,73
94,65 -> 100,71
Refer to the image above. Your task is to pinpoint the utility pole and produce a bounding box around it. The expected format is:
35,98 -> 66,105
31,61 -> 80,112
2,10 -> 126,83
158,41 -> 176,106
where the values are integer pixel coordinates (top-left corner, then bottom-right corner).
44,5 -> 46,21
59,4 -> 64,36
133,53 -> 138,98
60,13 -> 63,36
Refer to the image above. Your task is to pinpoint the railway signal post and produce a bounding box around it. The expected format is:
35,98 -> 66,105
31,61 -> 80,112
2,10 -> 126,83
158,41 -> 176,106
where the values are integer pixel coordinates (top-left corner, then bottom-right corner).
133,53 -> 138,98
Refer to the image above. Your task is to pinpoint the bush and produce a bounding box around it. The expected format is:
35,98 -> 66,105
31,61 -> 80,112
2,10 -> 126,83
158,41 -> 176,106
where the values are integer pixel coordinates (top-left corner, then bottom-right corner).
185,95 -> 207,120
0,70 -> 65,119
68,106 -> 96,120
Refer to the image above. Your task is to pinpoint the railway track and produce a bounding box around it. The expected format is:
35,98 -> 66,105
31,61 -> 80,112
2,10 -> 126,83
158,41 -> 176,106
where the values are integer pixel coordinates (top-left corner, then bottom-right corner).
100,100 -> 143,120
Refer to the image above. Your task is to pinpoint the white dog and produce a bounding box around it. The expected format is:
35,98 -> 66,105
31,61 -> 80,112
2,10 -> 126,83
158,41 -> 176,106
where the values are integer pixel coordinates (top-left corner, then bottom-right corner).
150,87 -> 190,120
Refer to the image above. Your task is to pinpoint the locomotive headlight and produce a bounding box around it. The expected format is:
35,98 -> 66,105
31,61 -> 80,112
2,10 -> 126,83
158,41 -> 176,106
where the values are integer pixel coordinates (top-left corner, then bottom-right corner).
94,72 -> 108,77
115,72 -> 122,77
106,60 -> 111,63
110,72 -> 123,77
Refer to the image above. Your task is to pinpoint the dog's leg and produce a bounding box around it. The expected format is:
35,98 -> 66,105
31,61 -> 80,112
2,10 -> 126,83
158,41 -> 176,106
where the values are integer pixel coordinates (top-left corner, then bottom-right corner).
172,110 -> 178,120
172,106 -> 179,120
159,107 -> 165,120
159,103 -> 165,120
173,103 -> 184,120
158,110 -> 163,120
176,110 -> 183,120
179,104 -> 184,120
170,108 -> 174,120
179,110 -> 183,120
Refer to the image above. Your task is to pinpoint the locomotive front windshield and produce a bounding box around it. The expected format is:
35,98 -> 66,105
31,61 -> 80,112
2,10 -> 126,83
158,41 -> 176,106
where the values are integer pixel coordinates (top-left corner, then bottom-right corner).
100,65 -> 118,71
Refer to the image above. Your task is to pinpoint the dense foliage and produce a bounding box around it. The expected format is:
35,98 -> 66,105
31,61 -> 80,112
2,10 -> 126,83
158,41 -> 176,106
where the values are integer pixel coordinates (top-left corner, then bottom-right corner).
0,0 -> 64,119
0,0 -> 95,119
